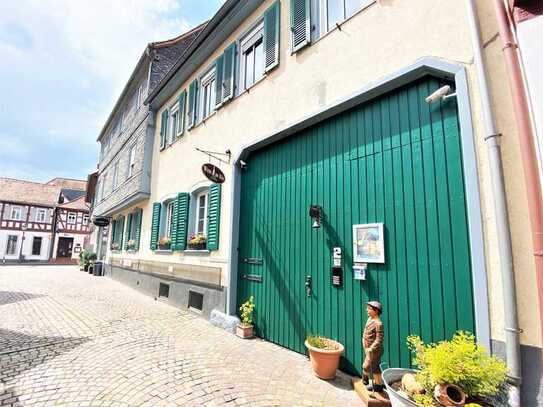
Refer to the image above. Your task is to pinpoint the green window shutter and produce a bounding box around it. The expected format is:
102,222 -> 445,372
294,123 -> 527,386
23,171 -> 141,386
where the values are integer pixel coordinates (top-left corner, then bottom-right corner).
160,110 -> 168,149
222,43 -> 236,102
150,202 -> 161,250
170,198 -> 179,250
187,79 -> 199,129
124,213 -> 133,250
174,193 -> 190,251
134,208 -> 142,251
178,90 -> 187,137
118,215 -> 125,250
290,0 -> 310,52
215,55 -> 225,108
264,1 -> 280,72
206,184 -> 221,251
111,220 -> 117,247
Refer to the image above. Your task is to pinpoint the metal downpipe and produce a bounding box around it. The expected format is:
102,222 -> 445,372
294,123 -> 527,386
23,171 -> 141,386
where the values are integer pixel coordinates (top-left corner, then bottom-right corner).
464,0 -> 522,404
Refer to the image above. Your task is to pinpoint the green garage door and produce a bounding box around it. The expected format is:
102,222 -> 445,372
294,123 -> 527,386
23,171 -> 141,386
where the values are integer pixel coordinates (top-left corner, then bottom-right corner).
237,76 -> 475,374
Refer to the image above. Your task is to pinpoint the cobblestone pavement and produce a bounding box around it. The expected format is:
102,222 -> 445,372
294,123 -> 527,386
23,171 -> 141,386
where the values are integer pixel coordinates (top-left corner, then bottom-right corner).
0,266 -> 360,407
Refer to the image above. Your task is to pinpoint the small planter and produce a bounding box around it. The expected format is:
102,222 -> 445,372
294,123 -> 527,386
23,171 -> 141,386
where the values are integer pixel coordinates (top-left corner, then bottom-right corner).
304,339 -> 344,380
236,323 -> 254,339
158,244 -> 171,251
383,368 -> 420,407
188,242 -> 206,250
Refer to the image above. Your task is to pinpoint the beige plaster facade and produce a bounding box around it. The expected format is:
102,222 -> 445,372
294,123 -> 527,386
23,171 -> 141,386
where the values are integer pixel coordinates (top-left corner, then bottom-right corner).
107,0 -> 541,351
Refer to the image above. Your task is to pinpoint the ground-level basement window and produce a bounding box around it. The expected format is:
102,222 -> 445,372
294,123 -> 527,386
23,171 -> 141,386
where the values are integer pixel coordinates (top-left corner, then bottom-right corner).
188,291 -> 203,312
158,283 -> 170,299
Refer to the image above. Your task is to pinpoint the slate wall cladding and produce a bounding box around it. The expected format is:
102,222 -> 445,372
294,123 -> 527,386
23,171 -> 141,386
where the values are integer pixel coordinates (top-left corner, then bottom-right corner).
149,29 -> 202,92
95,28 -> 202,218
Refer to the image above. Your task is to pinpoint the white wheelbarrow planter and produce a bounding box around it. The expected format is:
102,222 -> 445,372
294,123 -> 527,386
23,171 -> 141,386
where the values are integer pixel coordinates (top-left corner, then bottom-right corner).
382,368 -> 420,407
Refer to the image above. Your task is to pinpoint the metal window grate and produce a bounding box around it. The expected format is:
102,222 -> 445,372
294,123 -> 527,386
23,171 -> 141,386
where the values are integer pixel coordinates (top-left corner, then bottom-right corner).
158,283 -> 170,298
188,291 -> 203,312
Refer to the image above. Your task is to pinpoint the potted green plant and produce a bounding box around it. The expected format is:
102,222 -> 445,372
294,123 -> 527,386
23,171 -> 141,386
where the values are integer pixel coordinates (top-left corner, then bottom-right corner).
305,335 -> 344,380
236,296 -> 255,339
383,331 -> 508,407
110,242 -> 120,251
87,252 -> 97,273
188,234 -> 206,250
158,236 -> 171,250
79,250 -> 88,271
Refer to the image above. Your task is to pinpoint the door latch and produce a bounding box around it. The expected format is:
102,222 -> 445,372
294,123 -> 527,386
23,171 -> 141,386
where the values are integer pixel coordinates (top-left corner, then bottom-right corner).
305,276 -> 312,297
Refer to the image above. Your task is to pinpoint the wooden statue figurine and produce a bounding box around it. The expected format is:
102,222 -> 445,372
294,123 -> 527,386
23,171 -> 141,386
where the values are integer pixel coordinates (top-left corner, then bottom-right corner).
362,301 -> 384,392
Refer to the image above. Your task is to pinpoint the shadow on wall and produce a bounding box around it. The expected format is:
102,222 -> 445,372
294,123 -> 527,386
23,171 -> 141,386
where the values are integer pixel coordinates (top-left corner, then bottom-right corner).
0,291 -> 45,306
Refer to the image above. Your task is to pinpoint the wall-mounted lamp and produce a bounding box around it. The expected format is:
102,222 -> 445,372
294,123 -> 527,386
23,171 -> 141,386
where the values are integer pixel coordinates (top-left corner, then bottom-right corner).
309,205 -> 323,229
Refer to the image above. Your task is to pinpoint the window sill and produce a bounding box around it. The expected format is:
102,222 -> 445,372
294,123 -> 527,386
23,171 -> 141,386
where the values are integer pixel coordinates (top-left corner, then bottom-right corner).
155,249 -> 173,254
184,249 -> 210,254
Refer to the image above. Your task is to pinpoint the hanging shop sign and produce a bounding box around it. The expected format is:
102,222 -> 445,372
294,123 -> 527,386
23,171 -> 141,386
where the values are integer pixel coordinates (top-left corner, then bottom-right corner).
202,163 -> 226,184
93,217 -> 110,227
353,223 -> 385,263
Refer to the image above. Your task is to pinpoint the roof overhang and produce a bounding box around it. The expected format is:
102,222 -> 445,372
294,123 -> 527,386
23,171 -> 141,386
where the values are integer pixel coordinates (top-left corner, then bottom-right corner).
146,0 -> 265,110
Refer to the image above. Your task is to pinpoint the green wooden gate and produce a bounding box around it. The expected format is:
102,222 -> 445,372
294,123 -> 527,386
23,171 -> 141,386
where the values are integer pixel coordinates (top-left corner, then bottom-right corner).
237,76 -> 475,374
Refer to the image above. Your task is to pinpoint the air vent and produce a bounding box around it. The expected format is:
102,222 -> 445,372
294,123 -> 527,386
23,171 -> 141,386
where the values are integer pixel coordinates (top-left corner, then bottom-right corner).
188,291 -> 204,312
159,283 -> 170,298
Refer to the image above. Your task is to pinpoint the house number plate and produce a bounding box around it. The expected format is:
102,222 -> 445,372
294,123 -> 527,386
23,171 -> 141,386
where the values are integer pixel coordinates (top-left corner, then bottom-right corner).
242,258 -> 263,265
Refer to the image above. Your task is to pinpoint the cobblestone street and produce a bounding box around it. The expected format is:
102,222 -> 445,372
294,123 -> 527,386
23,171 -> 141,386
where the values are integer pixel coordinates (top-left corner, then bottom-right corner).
0,266 -> 359,407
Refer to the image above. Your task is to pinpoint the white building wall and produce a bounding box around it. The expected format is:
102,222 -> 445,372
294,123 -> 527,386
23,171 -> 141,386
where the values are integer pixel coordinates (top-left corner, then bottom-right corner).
0,230 -> 52,262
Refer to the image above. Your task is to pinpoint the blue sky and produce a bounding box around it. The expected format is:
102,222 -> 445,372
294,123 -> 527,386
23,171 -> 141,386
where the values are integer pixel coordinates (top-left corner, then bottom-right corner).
0,0 -> 222,183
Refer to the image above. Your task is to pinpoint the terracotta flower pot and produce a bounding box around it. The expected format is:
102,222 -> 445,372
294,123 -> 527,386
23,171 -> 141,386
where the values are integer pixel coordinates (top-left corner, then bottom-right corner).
236,324 -> 254,339
434,384 -> 466,406
305,339 -> 344,380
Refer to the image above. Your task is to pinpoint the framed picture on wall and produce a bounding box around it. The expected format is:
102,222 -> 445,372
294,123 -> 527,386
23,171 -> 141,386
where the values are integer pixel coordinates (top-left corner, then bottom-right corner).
353,223 -> 385,263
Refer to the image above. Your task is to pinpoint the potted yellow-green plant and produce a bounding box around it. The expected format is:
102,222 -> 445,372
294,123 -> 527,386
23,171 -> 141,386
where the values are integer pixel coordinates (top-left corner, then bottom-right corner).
236,296 -> 255,339
158,236 -> 171,250
383,331 -> 508,407
126,239 -> 136,251
305,335 -> 344,380
188,234 -> 207,250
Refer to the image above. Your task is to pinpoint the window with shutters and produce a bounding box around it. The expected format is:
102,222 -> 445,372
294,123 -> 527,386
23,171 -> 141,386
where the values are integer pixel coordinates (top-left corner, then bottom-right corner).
164,201 -> 174,238
195,191 -> 208,236
240,22 -> 265,92
199,68 -> 216,121
311,0 -> 374,40
169,105 -> 179,144
6,235 -> 18,255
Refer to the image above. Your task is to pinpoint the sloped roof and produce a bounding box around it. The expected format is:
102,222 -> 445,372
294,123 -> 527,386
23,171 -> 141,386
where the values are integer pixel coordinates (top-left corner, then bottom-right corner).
61,188 -> 86,202
46,178 -> 87,191
57,196 -> 90,211
0,178 -> 60,207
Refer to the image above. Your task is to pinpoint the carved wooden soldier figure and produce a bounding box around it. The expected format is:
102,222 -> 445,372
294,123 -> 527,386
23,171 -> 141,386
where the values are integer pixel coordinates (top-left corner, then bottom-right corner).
362,301 -> 384,392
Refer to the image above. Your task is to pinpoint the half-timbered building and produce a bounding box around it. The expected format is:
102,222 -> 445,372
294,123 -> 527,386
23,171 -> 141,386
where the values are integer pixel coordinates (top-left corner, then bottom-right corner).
0,177 -> 90,264
0,178 -> 58,262
52,196 -> 91,262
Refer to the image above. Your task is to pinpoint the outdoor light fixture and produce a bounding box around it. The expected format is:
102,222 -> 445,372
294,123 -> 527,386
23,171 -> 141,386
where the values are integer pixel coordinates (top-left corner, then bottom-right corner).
309,205 -> 323,229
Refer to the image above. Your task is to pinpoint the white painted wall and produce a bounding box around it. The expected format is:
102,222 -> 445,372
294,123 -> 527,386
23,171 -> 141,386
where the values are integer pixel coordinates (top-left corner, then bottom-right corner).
0,230 -> 52,262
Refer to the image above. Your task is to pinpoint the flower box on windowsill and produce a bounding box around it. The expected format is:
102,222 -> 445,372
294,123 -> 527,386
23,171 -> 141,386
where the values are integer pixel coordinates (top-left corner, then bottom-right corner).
187,242 -> 206,251
158,244 -> 171,251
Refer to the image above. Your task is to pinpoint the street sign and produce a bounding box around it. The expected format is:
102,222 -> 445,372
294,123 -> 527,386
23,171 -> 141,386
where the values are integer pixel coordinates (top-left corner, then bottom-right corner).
202,163 -> 225,184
